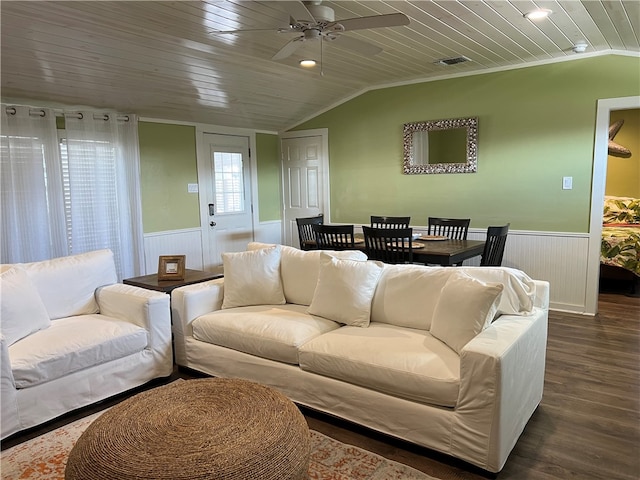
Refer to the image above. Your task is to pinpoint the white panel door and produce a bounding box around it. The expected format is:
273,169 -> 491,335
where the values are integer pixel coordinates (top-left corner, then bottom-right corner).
204,133 -> 253,267
281,132 -> 327,247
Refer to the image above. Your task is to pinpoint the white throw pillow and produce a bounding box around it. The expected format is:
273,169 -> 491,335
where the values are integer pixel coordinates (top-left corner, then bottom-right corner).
0,266 -> 51,346
456,266 -> 535,315
430,271 -> 504,354
308,253 -> 383,327
247,242 -> 368,306
221,246 -> 285,309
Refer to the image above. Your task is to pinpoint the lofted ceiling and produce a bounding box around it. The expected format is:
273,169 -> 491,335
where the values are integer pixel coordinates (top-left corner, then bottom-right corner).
1,1 -> 638,132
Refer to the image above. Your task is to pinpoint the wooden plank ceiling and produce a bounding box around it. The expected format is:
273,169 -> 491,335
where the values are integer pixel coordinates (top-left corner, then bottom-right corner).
1,1 -> 638,132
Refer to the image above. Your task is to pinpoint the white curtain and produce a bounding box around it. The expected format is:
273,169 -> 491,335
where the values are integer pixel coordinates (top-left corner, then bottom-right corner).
63,112 -> 144,279
1,106 -> 67,262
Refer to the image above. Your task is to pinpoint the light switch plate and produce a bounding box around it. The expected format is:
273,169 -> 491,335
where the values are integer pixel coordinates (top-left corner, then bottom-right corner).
562,177 -> 573,190
187,183 -> 199,193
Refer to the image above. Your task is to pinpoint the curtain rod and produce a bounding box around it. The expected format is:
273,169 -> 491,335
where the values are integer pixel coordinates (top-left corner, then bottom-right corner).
4,106 -> 130,122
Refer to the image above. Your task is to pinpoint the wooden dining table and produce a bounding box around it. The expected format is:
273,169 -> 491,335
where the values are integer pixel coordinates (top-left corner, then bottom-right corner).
353,235 -> 485,266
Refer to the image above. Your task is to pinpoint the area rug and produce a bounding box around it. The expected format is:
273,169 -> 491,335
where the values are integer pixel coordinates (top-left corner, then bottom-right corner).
1,410 -> 435,480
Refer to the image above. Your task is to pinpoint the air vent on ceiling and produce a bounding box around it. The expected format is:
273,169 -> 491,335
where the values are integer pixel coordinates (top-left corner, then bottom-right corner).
435,56 -> 471,66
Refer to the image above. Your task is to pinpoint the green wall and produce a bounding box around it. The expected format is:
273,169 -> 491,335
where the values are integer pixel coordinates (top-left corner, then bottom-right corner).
138,122 -> 200,233
138,124 -> 280,232
606,108 -> 640,198
256,133 -> 281,221
293,55 -> 640,232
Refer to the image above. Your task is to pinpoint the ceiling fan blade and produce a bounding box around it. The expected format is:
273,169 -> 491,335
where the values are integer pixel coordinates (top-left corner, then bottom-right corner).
330,35 -> 382,56
332,13 -> 410,32
280,1 -> 316,24
272,36 -> 305,60
211,28 -> 284,35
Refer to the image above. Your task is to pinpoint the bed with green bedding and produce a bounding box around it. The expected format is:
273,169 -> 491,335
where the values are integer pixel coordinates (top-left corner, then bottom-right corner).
601,197 -> 640,277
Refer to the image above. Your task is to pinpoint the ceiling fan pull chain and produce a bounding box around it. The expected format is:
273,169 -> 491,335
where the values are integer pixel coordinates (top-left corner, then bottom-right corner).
320,34 -> 324,77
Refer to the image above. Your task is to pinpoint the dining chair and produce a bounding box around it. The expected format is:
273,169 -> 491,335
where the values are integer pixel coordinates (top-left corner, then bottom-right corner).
312,224 -> 355,250
296,214 -> 324,250
480,224 -> 510,266
362,226 -> 414,264
427,217 -> 471,240
370,216 -> 411,229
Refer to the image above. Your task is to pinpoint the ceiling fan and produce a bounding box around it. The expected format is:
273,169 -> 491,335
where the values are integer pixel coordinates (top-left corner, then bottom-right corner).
212,1 -> 410,68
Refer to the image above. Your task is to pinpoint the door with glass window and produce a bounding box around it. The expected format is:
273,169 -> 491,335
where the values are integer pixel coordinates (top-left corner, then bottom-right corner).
203,134 -> 253,267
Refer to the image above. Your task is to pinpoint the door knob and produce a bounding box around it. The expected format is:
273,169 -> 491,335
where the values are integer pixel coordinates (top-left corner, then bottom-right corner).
210,221 -> 216,227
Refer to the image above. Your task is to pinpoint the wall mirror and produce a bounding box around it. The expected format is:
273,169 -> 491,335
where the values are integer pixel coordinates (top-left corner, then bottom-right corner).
403,117 -> 478,174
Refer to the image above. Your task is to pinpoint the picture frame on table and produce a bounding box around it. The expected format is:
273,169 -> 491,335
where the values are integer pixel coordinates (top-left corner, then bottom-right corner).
157,255 -> 186,281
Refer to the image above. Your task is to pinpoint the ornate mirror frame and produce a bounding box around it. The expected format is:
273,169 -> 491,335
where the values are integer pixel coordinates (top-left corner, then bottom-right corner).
403,116 -> 478,174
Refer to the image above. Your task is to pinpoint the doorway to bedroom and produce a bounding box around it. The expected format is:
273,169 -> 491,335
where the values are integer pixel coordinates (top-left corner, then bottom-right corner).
599,108 -> 640,297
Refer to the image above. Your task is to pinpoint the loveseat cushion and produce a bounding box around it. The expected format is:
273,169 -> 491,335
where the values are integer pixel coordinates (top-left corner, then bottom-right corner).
9,314 -> 148,388
20,249 -> 117,320
298,322 -> 461,407
192,304 -> 341,364
0,266 -> 51,346
247,242 -> 368,306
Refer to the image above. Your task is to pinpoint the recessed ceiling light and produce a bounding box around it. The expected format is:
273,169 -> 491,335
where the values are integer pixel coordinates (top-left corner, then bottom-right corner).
523,8 -> 552,20
299,59 -> 316,68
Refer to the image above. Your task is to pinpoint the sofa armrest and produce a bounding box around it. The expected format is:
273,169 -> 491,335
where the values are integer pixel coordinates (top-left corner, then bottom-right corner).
1,335 -> 19,439
171,278 -> 224,366
96,284 -> 171,354
456,308 -> 548,471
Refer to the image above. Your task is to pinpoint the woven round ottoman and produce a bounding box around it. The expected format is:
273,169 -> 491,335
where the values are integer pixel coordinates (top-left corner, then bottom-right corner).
65,378 -> 311,480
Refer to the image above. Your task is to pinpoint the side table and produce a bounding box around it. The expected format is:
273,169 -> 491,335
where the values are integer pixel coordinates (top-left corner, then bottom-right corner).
123,269 -> 222,364
123,269 -> 222,294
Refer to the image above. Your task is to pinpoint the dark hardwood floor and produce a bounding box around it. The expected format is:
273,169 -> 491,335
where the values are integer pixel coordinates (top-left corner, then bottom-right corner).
2,288 -> 639,480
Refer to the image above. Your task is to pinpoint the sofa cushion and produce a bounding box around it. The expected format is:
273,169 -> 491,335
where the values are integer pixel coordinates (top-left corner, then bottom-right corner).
370,265 -> 452,330
20,249 -> 117,320
221,246 -> 285,309
430,271 -> 504,354
0,266 -> 51,346
247,242 -> 368,306
8,314 -> 148,388
308,254 -> 383,327
192,304 -> 340,364
299,322 -> 461,407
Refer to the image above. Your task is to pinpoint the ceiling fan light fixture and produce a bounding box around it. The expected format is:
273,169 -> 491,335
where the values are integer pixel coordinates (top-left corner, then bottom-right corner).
523,9 -> 552,20
299,59 -> 317,67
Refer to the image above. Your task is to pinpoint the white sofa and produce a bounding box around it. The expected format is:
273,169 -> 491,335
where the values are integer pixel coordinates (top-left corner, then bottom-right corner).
1,249 -> 173,440
172,243 -> 549,473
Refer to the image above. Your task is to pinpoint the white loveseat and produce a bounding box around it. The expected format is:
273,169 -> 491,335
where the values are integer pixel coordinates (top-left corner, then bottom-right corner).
172,244 -> 549,473
1,249 -> 173,440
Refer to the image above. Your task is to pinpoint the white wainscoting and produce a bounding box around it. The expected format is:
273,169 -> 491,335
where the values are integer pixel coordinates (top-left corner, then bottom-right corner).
467,229 -> 590,313
143,222 -> 283,275
143,228 -> 204,274
254,220 -> 283,245
144,224 -> 591,314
